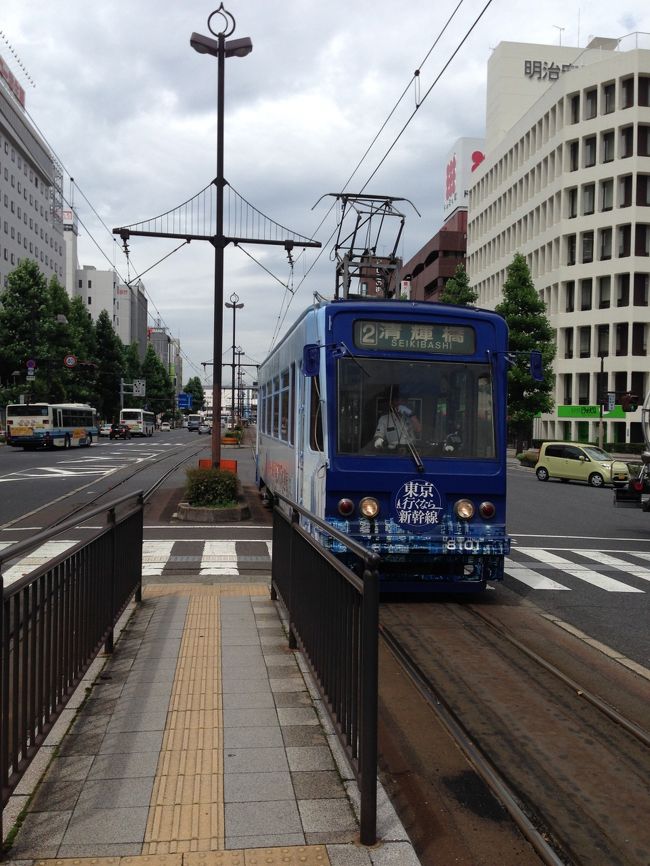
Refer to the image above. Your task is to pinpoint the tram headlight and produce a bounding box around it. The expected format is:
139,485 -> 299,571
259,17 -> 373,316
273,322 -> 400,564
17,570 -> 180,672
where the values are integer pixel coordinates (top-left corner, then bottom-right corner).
454,499 -> 475,520
359,497 -> 380,519
338,498 -> 355,517
479,501 -> 496,519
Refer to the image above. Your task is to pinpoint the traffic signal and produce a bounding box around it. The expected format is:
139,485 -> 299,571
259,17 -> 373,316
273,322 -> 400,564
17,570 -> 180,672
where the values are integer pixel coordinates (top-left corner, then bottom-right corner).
621,392 -> 639,412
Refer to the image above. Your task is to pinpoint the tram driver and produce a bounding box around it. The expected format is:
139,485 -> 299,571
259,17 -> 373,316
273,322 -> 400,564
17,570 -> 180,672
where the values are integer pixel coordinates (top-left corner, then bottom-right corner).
372,386 -> 421,450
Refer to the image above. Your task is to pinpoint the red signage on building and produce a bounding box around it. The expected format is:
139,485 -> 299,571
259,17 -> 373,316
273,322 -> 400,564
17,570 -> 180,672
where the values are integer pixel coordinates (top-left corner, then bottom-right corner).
0,55 -> 25,108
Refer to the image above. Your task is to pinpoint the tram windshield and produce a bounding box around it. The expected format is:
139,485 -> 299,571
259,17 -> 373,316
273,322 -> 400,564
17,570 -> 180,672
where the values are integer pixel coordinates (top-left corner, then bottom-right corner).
336,358 -> 495,459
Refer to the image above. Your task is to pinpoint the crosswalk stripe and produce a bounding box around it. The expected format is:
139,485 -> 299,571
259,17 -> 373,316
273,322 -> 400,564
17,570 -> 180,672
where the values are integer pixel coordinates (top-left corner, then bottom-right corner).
200,540 -> 239,575
573,549 -> 650,584
2,541 -> 79,587
505,559 -> 570,590
142,541 -> 175,576
516,548 -> 644,592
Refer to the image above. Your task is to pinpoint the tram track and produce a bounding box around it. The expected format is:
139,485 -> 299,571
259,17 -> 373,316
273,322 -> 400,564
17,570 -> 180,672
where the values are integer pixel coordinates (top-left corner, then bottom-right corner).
379,599 -> 650,866
1,439 -> 207,532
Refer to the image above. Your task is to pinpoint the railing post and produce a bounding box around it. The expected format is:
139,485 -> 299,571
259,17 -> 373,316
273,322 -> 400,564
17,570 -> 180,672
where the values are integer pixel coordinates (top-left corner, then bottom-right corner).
287,507 -> 299,650
104,508 -> 116,654
359,559 -> 379,846
134,494 -> 144,604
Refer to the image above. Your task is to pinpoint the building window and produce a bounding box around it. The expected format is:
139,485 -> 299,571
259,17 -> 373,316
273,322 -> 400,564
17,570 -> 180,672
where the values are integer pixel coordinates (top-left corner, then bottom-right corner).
579,327 -> 591,358
598,275 -> 611,308
600,179 -> 613,211
583,136 -> 596,167
570,94 -> 580,123
621,125 -> 634,158
617,273 -> 630,306
618,224 -> 631,257
638,125 -> 650,157
635,224 -> 650,256
581,231 -> 594,263
567,235 -> 576,266
597,324 -> 609,356
567,187 -> 577,218
621,76 -> 634,109
634,272 -> 649,305
637,175 -> 650,206
564,328 -> 574,359
563,373 -> 573,404
640,76 -> 650,108
632,322 -> 646,356
565,280 -> 575,312
584,88 -> 597,119
601,130 -> 615,162
78,278 -> 82,288
603,82 -> 615,113
569,140 -> 579,171
582,183 -> 595,215
619,174 -> 633,207
580,278 -> 592,310
616,322 -> 629,355
87,296 -> 92,305
599,228 -> 612,260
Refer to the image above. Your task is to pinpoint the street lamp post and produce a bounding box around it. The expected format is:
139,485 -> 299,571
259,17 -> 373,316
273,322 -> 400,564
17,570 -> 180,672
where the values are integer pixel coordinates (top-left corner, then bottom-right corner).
598,353 -> 606,449
225,293 -> 244,429
191,6 -> 252,466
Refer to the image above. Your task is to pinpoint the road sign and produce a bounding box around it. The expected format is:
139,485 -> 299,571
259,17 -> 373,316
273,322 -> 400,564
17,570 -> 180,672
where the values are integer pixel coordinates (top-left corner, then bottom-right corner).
26,368 -> 35,379
133,378 -> 146,397
26,359 -> 36,370
63,354 -> 77,368
177,392 -> 192,409
607,391 -> 616,412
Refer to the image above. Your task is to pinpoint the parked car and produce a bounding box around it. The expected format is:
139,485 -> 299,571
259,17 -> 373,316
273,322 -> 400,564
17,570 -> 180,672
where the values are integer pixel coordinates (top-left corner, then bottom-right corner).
534,442 -> 626,487
198,422 -> 212,435
160,422 -> 171,431
98,423 -> 113,437
109,423 -> 131,440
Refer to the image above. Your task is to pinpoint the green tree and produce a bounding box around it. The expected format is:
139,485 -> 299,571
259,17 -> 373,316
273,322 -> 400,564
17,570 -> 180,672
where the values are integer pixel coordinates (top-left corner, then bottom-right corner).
44,275 -> 73,402
66,296 -> 98,405
95,310 -> 125,421
141,344 -> 174,416
495,253 -> 555,452
0,259 -> 51,401
122,343 -> 142,408
438,264 -> 478,306
184,376 -> 205,413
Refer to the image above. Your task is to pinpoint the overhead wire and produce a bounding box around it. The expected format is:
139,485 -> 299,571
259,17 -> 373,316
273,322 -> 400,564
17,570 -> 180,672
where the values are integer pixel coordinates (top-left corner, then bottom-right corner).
268,0 -> 472,350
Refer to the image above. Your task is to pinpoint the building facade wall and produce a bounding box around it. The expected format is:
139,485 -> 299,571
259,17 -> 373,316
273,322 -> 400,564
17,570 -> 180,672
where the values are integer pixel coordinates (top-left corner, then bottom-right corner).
401,209 -> 467,300
0,83 -> 65,290
468,40 -> 650,445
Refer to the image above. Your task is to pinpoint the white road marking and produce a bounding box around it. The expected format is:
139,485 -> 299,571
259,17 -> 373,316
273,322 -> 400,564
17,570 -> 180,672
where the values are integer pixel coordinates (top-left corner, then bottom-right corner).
574,549 -> 650,584
142,541 -> 175,576
2,541 -> 78,586
516,547 -> 643,592
505,559 -> 570,590
200,540 -> 239,575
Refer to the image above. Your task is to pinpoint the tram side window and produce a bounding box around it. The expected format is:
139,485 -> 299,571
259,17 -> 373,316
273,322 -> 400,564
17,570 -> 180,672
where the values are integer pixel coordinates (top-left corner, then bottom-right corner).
280,369 -> 290,441
290,363 -> 295,445
272,376 -> 280,437
309,377 -> 324,451
265,382 -> 272,435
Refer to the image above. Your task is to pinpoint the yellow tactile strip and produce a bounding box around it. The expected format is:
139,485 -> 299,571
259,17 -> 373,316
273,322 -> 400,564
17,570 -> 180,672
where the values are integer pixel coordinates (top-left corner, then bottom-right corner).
35,843 -> 331,864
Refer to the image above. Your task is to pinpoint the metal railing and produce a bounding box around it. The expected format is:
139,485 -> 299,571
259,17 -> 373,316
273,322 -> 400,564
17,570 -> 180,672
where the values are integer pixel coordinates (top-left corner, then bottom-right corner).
271,493 -> 380,845
0,492 -> 144,837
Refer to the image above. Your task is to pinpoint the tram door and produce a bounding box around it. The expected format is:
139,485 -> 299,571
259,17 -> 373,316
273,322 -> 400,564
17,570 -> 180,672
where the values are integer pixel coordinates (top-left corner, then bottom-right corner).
296,366 -> 306,507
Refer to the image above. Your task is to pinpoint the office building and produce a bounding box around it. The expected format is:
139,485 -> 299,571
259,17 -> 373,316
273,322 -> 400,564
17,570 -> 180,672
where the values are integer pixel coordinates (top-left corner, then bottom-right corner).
0,55 -> 65,290
467,36 -> 650,445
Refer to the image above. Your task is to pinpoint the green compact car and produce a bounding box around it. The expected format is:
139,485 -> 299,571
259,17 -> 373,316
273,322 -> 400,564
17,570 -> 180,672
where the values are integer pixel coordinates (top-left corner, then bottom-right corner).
534,442 -> 627,488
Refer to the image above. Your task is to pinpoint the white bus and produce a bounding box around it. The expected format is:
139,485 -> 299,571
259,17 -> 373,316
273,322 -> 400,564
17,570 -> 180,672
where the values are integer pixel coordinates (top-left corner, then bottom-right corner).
6,403 -> 97,449
120,408 -> 155,436
187,413 -> 202,432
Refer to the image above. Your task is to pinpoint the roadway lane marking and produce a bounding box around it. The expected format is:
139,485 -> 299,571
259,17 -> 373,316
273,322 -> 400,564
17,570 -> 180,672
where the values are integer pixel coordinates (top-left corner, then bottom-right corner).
573,550 -> 650,584
200,540 -> 239,575
2,541 -> 78,587
517,548 -> 643,592
504,559 -> 570,590
142,541 -> 175,576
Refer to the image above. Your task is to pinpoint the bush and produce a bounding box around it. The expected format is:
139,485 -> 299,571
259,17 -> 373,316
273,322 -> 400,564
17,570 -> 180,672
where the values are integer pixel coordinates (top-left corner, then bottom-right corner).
185,467 -> 239,507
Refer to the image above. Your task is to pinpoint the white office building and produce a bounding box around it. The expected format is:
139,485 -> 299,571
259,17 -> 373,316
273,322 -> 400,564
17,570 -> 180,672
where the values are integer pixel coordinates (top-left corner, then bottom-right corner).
0,56 -> 65,290
467,35 -> 650,445
76,264 -> 148,358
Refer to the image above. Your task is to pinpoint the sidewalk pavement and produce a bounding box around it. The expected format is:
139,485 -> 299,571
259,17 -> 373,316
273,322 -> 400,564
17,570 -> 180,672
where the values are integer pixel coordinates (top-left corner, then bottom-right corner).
2,444 -> 421,866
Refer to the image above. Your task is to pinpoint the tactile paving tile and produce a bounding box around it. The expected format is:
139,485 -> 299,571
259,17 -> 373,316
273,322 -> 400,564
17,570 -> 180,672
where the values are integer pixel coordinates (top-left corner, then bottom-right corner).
184,852 -> 246,865
244,846 -> 331,865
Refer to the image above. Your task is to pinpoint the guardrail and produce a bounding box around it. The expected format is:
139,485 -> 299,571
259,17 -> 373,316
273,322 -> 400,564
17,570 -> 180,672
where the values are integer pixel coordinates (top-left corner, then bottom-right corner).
0,491 -> 144,839
271,493 -> 380,845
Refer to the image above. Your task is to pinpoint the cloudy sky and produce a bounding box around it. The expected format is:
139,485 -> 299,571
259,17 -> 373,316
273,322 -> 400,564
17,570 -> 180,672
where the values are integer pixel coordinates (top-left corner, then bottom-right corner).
3,0 -> 650,391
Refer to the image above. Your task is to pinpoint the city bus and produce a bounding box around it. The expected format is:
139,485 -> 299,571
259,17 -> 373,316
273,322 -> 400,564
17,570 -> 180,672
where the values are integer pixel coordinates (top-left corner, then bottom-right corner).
256,298 -> 512,593
119,408 -> 155,436
6,403 -> 98,449
187,413 -> 202,432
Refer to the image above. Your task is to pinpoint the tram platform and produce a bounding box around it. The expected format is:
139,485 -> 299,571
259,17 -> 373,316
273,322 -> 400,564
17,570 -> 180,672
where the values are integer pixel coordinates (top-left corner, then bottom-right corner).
1,441 -> 420,866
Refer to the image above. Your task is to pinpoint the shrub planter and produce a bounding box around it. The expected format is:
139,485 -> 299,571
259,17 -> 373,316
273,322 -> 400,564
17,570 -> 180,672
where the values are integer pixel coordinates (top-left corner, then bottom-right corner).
221,437 -> 240,446
176,498 -> 251,522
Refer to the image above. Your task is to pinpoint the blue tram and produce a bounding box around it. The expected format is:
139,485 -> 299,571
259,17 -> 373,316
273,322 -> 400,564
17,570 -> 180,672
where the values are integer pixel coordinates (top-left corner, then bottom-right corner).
256,298 -> 511,592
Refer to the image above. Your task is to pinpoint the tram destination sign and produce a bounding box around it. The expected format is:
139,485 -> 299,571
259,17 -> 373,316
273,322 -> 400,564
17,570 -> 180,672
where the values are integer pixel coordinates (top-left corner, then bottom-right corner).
354,320 -> 475,354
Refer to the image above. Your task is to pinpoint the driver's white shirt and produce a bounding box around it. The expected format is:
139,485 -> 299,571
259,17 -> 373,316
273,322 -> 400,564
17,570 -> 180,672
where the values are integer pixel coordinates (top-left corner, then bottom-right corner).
374,406 -> 416,447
